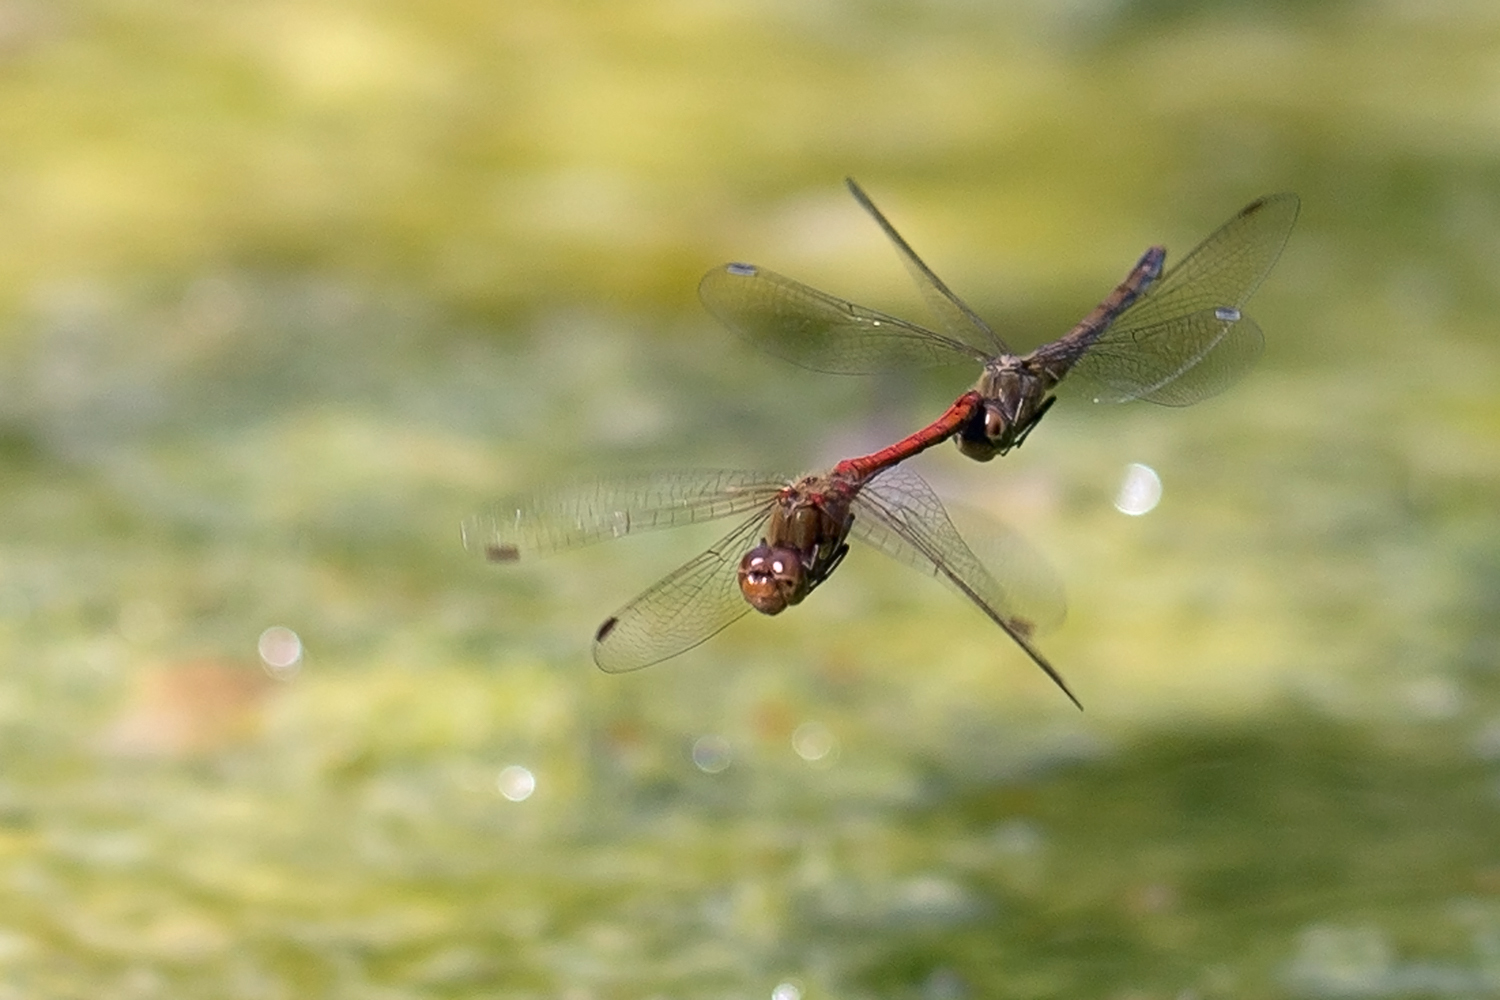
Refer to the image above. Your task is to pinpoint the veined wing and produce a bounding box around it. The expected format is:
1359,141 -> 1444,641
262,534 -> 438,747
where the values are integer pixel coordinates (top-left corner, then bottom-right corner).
848,466 -> 1080,709
592,512 -> 769,673
1063,308 -> 1265,405
699,263 -> 986,375
850,466 -> 1066,636
944,500 -> 1067,635
1116,193 -> 1300,326
461,470 -> 784,563
845,178 -> 1009,358
1055,193 -> 1299,405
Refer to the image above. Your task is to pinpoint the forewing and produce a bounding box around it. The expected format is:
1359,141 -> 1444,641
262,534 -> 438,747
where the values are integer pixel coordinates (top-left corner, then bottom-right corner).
849,466 -> 1079,707
592,512 -> 769,673
1067,193 -> 1298,404
699,263 -> 985,374
461,470 -> 784,563
845,178 -> 1009,357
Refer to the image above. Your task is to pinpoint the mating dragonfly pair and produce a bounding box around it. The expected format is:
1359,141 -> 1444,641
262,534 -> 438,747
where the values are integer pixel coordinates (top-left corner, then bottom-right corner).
463,181 -> 1299,708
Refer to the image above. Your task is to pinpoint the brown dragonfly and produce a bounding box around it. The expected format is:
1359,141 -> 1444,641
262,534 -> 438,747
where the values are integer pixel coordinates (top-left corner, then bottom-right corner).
462,440 -> 1078,707
700,181 -> 1299,459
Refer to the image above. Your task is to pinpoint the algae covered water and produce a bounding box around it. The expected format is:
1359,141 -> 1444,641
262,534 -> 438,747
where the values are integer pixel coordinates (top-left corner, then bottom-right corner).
1,2 -> 1498,996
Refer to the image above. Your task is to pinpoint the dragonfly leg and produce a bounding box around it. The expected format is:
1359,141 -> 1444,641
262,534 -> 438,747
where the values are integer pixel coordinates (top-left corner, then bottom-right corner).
804,541 -> 850,597
1010,394 -> 1057,452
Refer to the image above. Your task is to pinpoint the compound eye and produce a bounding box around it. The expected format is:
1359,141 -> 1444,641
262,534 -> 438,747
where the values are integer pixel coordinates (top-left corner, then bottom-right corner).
737,544 -> 806,615
955,403 -> 1005,462
985,407 -> 1008,441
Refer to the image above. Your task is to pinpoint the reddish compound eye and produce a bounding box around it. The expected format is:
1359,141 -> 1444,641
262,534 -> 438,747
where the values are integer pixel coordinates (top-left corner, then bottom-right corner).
955,402 -> 1006,462
737,543 -> 806,615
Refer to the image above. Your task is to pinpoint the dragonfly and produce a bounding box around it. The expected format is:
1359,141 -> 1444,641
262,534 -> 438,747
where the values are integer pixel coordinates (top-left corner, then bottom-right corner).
700,180 -> 1299,460
462,445 -> 1079,708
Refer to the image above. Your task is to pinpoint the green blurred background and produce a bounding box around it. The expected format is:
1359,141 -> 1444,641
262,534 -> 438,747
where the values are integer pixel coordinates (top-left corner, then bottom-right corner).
2,1 -> 1499,997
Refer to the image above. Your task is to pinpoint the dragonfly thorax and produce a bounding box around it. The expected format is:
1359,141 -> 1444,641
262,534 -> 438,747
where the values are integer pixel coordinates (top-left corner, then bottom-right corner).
737,480 -> 855,615
958,361 -> 1059,461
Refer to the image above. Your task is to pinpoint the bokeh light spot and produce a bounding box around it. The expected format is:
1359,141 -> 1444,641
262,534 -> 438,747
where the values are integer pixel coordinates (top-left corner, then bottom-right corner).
792,721 -> 837,765
691,735 -> 732,774
497,765 -> 536,802
771,981 -> 803,1000
257,626 -> 303,678
1114,462 -> 1163,516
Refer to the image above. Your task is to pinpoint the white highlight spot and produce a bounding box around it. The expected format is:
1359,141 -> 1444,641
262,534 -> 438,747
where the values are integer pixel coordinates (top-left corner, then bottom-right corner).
497,765 -> 536,801
1215,306 -> 1241,322
691,735 -> 732,773
257,626 -> 304,678
792,721 -> 837,765
1114,463 -> 1163,516
772,982 -> 803,1000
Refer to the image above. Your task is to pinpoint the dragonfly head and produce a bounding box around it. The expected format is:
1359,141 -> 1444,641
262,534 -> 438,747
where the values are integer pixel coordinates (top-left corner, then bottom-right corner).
955,385 -> 1057,461
738,542 -> 808,615
954,400 -> 1011,462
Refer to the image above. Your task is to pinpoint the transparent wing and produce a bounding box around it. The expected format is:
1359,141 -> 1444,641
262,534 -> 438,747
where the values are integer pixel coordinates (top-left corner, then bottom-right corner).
850,467 -> 1067,636
848,466 -> 1079,708
1046,193 -> 1299,406
592,512 -> 769,673
1125,193 -> 1300,322
845,178 -> 1009,357
698,263 -> 986,375
461,470 -> 785,563
945,501 -> 1067,635
1065,308 -> 1266,405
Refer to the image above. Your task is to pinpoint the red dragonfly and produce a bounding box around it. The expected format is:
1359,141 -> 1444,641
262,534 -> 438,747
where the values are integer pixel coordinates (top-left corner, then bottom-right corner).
462,443 -> 1078,707
700,181 -> 1299,459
